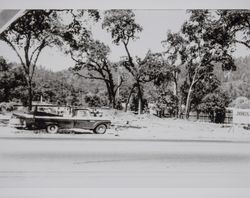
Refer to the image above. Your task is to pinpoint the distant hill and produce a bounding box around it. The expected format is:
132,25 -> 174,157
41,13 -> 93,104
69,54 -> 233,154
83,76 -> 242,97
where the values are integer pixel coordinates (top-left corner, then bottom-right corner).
33,66 -> 107,105
214,55 -> 250,100
34,66 -> 106,93
33,54 -> 250,105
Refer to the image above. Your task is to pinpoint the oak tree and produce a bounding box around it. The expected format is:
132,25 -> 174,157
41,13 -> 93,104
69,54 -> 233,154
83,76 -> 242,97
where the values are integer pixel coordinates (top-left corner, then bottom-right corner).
0,10 -> 99,110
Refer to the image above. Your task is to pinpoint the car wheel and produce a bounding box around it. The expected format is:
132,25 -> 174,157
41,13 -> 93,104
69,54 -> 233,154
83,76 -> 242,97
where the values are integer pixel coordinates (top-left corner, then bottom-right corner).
46,124 -> 59,134
94,124 -> 107,134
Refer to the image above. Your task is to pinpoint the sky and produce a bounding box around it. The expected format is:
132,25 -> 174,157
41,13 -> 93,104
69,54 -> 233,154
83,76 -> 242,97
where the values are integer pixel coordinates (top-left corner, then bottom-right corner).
0,9 -> 249,71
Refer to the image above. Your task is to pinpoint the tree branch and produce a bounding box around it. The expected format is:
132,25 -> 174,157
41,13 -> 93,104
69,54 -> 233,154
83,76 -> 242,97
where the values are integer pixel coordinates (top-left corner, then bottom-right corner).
235,39 -> 250,49
24,33 -> 31,67
74,71 -> 109,82
70,51 -> 85,64
29,37 -> 49,64
114,76 -> 124,94
30,41 -> 47,80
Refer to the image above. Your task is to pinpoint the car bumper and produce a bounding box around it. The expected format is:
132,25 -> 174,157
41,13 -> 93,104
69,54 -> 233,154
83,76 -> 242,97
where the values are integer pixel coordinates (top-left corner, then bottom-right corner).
9,118 -> 26,128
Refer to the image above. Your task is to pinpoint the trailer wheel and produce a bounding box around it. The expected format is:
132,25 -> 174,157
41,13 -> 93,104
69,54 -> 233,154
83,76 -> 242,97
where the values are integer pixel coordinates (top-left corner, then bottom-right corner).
46,124 -> 59,134
94,124 -> 107,134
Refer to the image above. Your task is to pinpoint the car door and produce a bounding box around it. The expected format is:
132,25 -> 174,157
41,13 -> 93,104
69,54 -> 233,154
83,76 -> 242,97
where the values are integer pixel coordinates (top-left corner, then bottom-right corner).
73,119 -> 96,129
73,110 -> 95,129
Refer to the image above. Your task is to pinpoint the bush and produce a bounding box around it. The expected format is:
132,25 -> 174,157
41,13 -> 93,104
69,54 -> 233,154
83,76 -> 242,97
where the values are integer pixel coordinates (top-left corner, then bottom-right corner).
115,99 -> 123,110
85,93 -> 108,108
198,89 -> 231,123
155,90 -> 178,117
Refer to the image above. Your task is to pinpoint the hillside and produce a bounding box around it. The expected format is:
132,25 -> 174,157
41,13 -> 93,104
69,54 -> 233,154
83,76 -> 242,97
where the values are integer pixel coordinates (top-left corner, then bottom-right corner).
214,56 -> 250,100
33,55 -> 250,106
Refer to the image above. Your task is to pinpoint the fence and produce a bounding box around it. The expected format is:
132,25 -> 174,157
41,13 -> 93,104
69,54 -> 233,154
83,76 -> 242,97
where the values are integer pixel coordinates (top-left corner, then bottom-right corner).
155,109 -> 233,124
188,112 -> 233,124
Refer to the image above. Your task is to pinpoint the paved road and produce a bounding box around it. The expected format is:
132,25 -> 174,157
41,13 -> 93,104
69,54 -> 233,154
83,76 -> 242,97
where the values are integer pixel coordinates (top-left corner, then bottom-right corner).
0,134 -> 250,188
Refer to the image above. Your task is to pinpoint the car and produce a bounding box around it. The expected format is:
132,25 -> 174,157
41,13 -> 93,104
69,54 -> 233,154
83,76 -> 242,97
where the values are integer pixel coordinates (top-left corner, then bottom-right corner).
9,108 -> 111,134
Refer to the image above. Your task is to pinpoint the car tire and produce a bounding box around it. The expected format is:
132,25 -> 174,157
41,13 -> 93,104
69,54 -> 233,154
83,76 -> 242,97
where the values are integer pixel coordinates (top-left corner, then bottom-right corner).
46,124 -> 59,134
94,124 -> 107,134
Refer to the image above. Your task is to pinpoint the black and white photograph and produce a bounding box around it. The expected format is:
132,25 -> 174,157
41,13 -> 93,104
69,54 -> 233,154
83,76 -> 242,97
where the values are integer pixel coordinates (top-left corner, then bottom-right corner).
0,0 -> 250,197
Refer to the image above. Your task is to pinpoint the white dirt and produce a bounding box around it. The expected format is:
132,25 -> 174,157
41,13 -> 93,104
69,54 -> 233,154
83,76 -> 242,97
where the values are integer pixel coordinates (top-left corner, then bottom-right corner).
1,110 -> 250,142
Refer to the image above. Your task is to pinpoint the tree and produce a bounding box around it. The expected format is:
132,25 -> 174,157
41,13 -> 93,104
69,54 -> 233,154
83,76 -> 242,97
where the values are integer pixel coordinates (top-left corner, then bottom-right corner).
162,31 -> 186,117
0,57 -> 26,102
166,10 -> 236,119
84,88 -> 109,108
33,67 -> 83,105
102,10 -> 145,113
69,39 -> 123,108
198,89 -> 231,123
215,10 -> 250,50
186,74 -> 220,119
103,10 -> 166,113
0,10 -> 99,110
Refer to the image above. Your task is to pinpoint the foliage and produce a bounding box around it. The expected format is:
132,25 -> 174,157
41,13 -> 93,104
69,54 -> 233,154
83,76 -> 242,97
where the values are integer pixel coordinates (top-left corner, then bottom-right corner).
215,56 -> 250,100
115,99 -> 123,110
163,10 -> 240,118
184,74 -> 221,113
198,89 -> 231,123
84,91 -> 109,108
102,10 -> 142,112
156,90 -> 178,116
0,10 -> 100,110
69,38 -> 123,108
1,9 -> 249,119
0,57 -> 27,103
102,10 -> 143,45
33,66 -> 107,106
215,10 -> 250,50
103,10 -> 165,83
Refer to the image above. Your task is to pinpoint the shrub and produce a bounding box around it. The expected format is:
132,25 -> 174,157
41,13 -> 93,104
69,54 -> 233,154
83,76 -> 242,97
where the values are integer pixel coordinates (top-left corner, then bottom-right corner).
198,89 -> 231,123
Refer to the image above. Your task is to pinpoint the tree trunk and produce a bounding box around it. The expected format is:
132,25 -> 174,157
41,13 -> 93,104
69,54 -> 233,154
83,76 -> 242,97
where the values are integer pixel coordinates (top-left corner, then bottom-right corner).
184,67 -> 200,119
185,85 -> 193,119
137,83 -> 143,115
173,73 -> 179,118
3,87 -> 10,102
112,95 -> 116,109
184,60 -> 203,119
196,110 -> 200,120
105,82 -> 115,109
125,85 -> 135,112
27,79 -> 33,112
138,97 -> 142,115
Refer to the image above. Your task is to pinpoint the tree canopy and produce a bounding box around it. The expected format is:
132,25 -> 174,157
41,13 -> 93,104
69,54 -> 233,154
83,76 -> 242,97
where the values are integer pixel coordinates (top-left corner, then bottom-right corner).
0,9 -> 100,110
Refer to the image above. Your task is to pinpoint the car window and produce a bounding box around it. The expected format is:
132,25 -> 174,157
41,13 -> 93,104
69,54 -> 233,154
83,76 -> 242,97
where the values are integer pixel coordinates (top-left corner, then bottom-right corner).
76,110 -> 88,117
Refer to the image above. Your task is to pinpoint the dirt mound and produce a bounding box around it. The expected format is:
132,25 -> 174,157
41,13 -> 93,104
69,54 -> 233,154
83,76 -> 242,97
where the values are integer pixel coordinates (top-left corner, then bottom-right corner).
101,109 -> 160,127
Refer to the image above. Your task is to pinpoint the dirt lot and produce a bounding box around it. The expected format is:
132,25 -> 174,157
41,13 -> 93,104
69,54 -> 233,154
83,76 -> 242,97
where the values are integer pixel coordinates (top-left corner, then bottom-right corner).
1,110 -> 250,142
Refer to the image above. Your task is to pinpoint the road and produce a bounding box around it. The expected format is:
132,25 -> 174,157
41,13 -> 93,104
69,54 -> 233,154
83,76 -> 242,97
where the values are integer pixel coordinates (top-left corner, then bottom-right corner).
0,133 -> 250,188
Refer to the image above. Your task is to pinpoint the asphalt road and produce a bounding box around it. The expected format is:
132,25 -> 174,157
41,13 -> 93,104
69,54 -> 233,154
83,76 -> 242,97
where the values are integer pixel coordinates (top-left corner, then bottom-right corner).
0,134 -> 250,188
